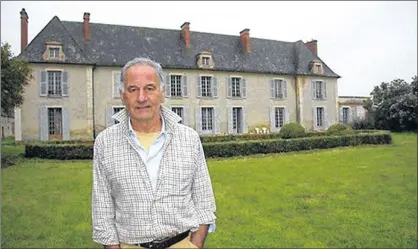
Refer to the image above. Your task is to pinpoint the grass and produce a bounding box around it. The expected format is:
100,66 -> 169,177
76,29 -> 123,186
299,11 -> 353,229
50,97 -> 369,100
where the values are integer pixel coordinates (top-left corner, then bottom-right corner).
1,133 -> 417,248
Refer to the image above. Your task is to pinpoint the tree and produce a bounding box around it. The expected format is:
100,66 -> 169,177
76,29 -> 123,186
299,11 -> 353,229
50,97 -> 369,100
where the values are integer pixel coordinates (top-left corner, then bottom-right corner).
1,42 -> 33,116
365,77 -> 417,132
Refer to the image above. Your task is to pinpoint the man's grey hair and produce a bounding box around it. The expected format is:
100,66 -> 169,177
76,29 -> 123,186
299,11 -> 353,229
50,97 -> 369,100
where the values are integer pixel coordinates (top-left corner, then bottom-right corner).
119,57 -> 166,92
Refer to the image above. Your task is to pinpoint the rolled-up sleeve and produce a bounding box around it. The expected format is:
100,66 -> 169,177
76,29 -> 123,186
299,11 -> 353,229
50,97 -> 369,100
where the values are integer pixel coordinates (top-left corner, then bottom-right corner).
92,134 -> 120,245
191,137 -> 217,230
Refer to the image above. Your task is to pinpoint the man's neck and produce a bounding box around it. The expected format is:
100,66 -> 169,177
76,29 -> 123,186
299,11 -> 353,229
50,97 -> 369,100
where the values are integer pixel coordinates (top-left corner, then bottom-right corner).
131,116 -> 162,133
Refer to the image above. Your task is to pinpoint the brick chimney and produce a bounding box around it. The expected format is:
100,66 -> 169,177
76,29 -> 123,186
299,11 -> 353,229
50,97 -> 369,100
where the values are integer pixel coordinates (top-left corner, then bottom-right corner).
181,22 -> 190,48
305,39 -> 318,56
20,8 -> 29,52
240,28 -> 250,53
83,12 -> 90,41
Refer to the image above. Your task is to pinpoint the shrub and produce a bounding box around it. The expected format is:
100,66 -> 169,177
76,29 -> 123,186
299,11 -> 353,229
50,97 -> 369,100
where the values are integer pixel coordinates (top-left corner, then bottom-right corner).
24,131 -> 391,160
326,124 -> 354,135
279,123 -> 306,139
351,118 -> 375,130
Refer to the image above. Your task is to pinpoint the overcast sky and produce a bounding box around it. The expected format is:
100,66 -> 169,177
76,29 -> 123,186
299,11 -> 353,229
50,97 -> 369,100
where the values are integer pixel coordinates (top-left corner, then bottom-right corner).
1,1 -> 417,97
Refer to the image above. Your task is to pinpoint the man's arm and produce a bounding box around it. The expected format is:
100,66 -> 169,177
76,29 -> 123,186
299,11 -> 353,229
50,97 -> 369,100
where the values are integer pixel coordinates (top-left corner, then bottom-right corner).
92,134 -> 120,247
190,137 -> 217,248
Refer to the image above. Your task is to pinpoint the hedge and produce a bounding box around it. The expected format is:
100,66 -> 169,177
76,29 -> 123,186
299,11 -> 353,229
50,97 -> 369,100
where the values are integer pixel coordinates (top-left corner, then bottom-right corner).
24,131 -> 392,160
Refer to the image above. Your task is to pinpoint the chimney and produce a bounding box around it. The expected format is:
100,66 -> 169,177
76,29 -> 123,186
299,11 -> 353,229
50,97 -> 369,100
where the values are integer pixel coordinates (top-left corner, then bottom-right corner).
240,28 -> 250,53
305,39 -> 318,56
20,8 -> 29,52
181,22 -> 190,48
83,12 -> 90,41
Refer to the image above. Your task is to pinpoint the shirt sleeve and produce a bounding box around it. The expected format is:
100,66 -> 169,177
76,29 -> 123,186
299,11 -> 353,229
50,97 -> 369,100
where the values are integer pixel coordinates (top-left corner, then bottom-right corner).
191,136 -> 217,230
91,134 -> 120,245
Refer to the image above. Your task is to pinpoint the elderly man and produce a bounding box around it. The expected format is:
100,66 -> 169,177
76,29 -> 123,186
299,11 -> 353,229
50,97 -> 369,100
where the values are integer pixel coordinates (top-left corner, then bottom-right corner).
92,57 -> 217,249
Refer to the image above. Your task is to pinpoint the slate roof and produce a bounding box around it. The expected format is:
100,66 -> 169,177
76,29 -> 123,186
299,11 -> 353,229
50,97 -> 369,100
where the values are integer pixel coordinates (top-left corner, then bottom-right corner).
19,16 -> 340,78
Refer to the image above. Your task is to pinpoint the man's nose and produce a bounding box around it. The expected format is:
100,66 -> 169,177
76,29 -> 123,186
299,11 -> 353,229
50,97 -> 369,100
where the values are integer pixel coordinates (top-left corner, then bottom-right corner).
136,90 -> 148,102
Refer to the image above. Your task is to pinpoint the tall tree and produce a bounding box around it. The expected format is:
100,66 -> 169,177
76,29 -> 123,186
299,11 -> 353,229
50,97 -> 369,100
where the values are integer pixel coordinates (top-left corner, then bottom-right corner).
365,77 -> 417,131
1,42 -> 33,116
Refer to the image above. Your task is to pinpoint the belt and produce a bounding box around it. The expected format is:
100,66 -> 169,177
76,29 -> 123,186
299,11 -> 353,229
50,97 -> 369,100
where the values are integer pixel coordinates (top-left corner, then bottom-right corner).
136,230 -> 190,249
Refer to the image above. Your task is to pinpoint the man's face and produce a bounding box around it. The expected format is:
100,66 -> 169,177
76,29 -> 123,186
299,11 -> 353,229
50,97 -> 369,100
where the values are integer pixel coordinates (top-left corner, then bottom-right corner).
121,64 -> 164,124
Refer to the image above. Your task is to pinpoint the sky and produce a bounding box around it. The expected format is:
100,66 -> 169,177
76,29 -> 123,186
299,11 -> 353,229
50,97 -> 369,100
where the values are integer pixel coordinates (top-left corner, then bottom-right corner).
1,1 -> 417,97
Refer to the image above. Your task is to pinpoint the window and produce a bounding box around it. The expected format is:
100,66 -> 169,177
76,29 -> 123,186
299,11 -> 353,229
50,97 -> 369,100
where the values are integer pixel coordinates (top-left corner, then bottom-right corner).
170,75 -> 182,97
231,77 -> 241,97
49,47 -> 60,58
201,107 -> 214,131
316,107 -> 324,127
48,71 -> 62,96
202,56 -> 210,66
342,107 -> 349,124
201,76 -> 212,97
274,107 -> 285,128
113,107 -> 124,124
48,108 -> 62,140
232,107 -> 243,133
172,107 -> 183,124
272,79 -> 286,99
313,80 -> 326,100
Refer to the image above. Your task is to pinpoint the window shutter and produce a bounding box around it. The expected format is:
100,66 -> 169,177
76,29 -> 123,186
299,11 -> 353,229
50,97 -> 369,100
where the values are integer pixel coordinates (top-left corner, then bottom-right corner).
62,71 -> 69,96
339,107 -> 344,123
62,107 -> 70,140
182,75 -> 188,97
183,106 -> 189,126
313,107 -> 318,130
269,107 -> 276,133
195,107 -> 202,133
165,75 -> 171,98
242,107 -> 248,133
212,76 -> 218,98
348,107 -> 352,124
312,81 -> 317,100
270,79 -> 275,99
323,81 -> 327,99
38,105 -> 48,141
228,107 -> 234,134
196,75 -> 201,97
214,107 -> 221,134
227,77 -> 232,98
39,71 -> 47,97
324,106 -> 329,129
113,72 -> 121,98
285,107 -> 290,124
106,107 -> 114,127
242,78 -> 247,98
283,80 -> 288,99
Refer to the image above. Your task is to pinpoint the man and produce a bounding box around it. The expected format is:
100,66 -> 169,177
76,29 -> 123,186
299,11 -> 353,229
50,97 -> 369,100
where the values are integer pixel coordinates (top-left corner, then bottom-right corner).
92,57 -> 217,249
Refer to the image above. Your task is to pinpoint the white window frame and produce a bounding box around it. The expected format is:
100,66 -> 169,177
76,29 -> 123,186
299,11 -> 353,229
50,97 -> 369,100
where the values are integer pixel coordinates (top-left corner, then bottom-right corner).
200,74 -> 213,97
200,106 -> 215,134
45,105 -> 63,138
316,106 -> 325,128
46,69 -> 63,97
112,105 -> 125,124
342,106 -> 350,124
202,56 -> 211,66
272,78 -> 286,99
313,79 -> 326,100
230,76 -> 242,98
169,74 -> 183,97
273,106 -> 286,128
170,105 -> 185,124
49,47 -> 60,58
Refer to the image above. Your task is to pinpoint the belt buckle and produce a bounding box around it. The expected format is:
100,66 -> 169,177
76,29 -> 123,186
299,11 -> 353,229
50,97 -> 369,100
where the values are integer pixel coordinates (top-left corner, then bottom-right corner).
149,239 -> 167,249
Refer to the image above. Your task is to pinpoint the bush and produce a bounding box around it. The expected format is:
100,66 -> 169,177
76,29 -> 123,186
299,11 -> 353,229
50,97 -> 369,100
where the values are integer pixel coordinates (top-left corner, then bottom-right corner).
24,131 -> 392,160
1,154 -> 19,168
200,133 -> 283,143
351,119 -> 375,130
279,123 -> 306,139
326,124 -> 354,135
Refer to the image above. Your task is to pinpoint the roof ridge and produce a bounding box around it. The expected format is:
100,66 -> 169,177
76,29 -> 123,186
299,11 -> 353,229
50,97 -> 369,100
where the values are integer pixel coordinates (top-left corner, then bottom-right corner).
60,20 -> 297,44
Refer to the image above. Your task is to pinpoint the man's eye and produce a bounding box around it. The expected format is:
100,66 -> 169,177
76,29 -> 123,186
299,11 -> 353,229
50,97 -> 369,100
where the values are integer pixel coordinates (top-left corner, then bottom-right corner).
128,88 -> 137,92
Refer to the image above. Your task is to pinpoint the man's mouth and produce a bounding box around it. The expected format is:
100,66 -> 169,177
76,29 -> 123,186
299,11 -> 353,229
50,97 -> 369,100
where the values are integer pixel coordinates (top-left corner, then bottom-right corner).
135,106 -> 151,110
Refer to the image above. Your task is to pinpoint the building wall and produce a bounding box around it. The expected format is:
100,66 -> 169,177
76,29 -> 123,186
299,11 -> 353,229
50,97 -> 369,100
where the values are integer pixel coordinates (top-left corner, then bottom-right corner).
1,116 -> 15,139
338,96 -> 369,122
21,64 -> 93,141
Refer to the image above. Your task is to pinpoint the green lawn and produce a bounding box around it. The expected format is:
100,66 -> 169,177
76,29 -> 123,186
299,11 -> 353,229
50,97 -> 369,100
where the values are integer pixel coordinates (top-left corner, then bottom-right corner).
1,133 -> 417,248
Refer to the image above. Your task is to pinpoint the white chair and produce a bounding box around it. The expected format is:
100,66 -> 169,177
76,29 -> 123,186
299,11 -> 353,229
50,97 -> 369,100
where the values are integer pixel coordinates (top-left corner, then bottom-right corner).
255,127 -> 260,134
262,127 -> 269,134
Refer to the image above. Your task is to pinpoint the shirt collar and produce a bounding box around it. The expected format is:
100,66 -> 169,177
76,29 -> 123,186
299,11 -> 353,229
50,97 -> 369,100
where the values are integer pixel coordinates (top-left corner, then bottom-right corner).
127,113 -> 167,137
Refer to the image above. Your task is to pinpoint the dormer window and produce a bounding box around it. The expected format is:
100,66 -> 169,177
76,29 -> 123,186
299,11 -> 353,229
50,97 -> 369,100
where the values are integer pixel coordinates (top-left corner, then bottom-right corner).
43,41 -> 65,62
309,59 -> 324,74
49,48 -> 60,58
196,51 -> 215,69
202,56 -> 210,66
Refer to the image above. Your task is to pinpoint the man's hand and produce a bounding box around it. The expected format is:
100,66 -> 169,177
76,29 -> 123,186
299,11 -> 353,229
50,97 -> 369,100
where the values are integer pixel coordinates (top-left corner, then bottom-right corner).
104,244 -> 120,249
190,224 -> 209,248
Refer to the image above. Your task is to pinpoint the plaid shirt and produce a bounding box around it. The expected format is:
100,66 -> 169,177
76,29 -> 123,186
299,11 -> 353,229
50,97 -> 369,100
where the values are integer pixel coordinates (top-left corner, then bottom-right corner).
91,106 -> 217,245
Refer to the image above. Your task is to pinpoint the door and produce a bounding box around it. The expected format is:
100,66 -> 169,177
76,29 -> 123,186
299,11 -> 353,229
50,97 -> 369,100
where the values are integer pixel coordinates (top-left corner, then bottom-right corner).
233,107 -> 243,134
48,108 -> 63,141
